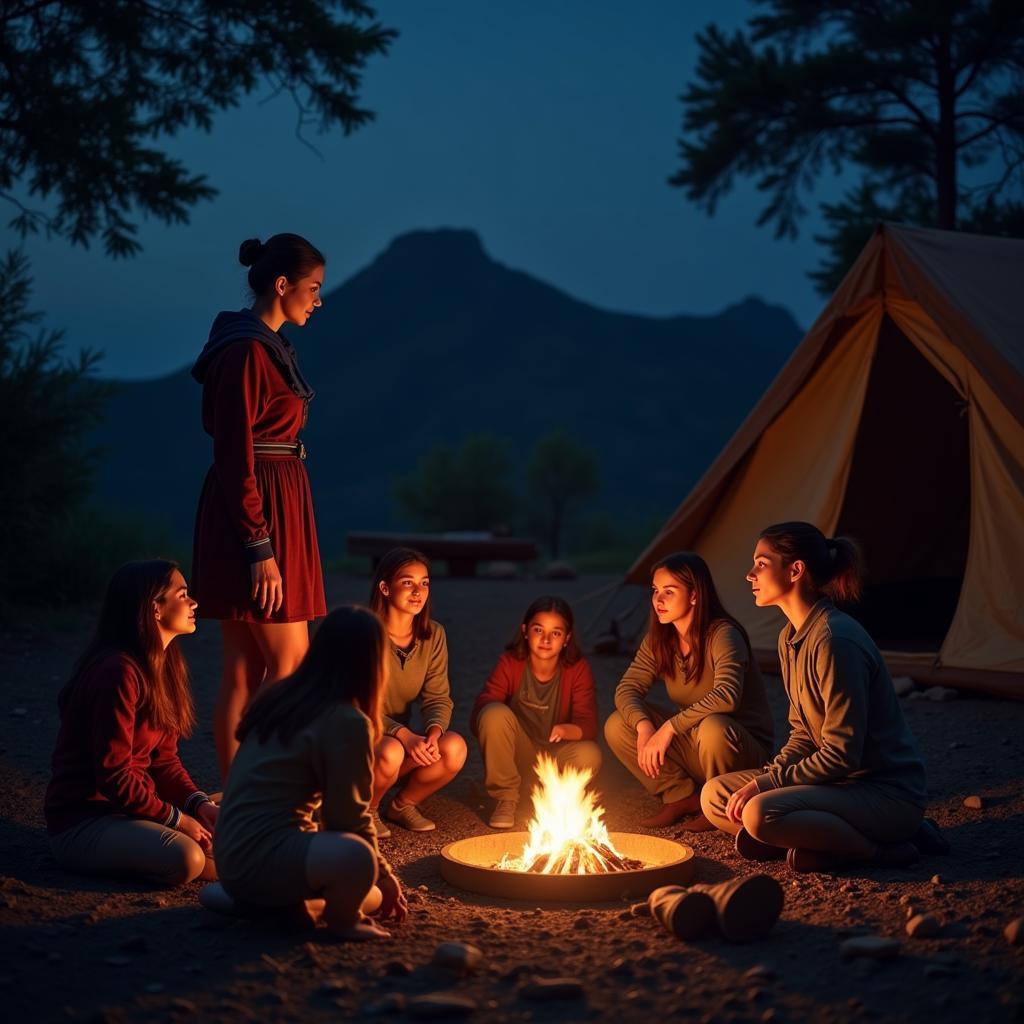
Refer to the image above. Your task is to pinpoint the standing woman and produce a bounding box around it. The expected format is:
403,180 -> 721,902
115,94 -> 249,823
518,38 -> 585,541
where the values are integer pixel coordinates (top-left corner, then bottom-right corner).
192,234 -> 328,781
700,523 -> 927,871
369,548 -> 467,835
45,561 -> 218,886
605,552 -> 774,830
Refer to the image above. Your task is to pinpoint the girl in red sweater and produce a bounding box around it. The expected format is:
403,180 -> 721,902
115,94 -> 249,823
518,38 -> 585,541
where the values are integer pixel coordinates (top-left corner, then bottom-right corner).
45,561 -> 218,886
470,596 -> 601,829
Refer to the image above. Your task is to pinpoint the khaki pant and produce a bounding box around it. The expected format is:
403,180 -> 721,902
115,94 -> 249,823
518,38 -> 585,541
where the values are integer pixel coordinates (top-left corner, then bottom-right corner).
700,768 -> 925,853
50,814 -> 211,887
476,702 -> 602,801
604,704 -> 769,804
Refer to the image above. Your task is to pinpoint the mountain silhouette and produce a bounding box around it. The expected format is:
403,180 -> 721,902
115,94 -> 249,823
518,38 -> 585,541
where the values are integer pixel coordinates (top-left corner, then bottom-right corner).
92,229 -> 802,558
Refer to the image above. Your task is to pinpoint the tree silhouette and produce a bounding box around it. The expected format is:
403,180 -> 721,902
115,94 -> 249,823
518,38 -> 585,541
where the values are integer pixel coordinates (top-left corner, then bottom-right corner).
526,431 -> 598,559
1,1 -> 396,256
670,1 -> 1024,291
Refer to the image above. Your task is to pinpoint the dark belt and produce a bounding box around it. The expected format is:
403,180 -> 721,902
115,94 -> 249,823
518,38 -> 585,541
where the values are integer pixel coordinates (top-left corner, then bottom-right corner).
253,440 -> 306,460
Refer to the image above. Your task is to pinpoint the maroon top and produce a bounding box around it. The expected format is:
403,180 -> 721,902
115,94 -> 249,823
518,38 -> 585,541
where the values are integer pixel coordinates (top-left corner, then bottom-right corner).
44,652 -> 203,835
470,653 -> 600,740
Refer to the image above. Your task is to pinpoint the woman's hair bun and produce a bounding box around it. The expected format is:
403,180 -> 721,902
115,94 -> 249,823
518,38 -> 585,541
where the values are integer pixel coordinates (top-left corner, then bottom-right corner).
238,237 -> 264,267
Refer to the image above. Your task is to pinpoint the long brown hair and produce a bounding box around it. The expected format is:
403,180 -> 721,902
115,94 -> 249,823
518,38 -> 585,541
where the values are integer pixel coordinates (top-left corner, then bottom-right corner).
759,522 -> 863,603
505,595 -> 582,666
237,606 -> 386,746
368,547 -> 434,641
649,552 -> 750,683
59,560 -> 196,736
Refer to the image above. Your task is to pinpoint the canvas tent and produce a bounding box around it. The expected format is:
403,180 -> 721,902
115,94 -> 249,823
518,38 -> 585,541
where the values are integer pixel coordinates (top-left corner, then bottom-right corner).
627,223 -> 1024,699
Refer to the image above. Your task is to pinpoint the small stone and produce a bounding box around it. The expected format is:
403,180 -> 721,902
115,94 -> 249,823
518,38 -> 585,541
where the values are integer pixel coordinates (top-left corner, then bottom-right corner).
899,894 -> 913,906
923,686 -> 958,702
743,965 -> 776,983
840,936 -> 901,959
319,977 -> 353,995
963,795 -> 984,810
906,914 -> 941,938
609,957 -> 633,977
384,960 -> 413,976
629,901 -> 650,918
892,676 -> 914,697
1005,918 -> 1024,946
432,942 -> 484,974
572,916 -> 591,931
931,874 -> 943,885
519,977 -> 585,1001
407,992 -> 476,1018
104,955 -> 131,967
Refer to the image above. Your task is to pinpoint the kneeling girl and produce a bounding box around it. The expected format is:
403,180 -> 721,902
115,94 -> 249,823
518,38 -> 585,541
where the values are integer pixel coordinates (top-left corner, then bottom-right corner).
471,596 -> 601,829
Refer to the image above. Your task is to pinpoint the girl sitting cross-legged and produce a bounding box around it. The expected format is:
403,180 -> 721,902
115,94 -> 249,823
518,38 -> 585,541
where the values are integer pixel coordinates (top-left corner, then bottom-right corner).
471,596 -> 601,829
207,606 -> 407,940
604,552 -> 774,830
369,548 -> 467,835
45,560 -> 218,887
700,522 -> 930,872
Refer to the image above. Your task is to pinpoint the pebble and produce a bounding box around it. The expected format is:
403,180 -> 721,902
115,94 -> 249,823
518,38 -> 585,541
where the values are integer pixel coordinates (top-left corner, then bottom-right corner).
519,977 -> 585,1001
892,676 -> 914,697
906,913 -> 941,938
431,942 -> 484,974
743,965 -> 776,983
963,795 -> 985,810
923,686 -> 958,702
609,957 -> 633,977
931,875 -> 943,885
407,993 -> 477,1018
840,936 -> 901,959
319,977 -> 353,995
1005,918 -> 1024,946
383,960 -> 413,976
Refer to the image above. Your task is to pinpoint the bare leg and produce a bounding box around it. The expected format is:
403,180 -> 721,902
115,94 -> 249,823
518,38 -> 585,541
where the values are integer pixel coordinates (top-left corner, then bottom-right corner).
249,620 -> 310,685
305,832 -> 384,940
215,622 -> 266,781
396,732 -> 468,807
372,736 -> 405,808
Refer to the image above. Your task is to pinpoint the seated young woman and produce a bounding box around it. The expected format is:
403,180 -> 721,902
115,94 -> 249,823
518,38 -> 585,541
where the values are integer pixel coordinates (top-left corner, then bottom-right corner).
605,552 -> 774,830
471,596 -> 601,829
45,561 -> 218,887
700,522 -> 929,872
207,606 -> 407,940
369,548 -> 467,835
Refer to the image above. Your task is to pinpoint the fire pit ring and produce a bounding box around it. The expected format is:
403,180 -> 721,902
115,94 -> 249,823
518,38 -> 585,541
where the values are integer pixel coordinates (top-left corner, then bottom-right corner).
440,831 -> 695,902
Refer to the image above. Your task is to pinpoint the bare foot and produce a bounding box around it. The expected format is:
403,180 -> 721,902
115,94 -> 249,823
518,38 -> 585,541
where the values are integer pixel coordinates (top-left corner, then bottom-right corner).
329,920 -> 391,941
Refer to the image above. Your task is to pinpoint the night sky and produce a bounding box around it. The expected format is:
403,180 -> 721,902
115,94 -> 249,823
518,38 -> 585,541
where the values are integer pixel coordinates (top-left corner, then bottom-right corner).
10,1 -> 835,380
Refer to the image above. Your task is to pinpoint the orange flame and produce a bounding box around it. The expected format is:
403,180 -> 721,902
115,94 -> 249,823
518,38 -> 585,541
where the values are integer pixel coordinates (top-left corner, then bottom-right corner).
498,754 -> 628,874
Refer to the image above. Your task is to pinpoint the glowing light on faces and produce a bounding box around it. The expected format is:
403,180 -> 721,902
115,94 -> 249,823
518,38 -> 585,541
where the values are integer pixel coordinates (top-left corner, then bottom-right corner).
651,567 -> 695,625
746,542 -> 792,607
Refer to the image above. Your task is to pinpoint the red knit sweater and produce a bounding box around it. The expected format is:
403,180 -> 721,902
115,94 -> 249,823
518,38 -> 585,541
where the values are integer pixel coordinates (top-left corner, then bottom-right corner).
44,652 -> 204,835
469,653 -> 599,740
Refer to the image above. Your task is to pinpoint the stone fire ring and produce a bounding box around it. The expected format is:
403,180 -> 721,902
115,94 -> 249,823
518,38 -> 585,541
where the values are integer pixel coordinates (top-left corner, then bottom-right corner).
440,832 -> 695,902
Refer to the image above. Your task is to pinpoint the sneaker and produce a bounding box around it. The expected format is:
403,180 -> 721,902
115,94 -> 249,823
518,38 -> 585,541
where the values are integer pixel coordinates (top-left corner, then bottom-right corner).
786,847 -> 847,873
735,827 -> 787,862
648,884 -> 717,940
385,800 -> 436,832
691,874 -> 785,943
489,799 -> 518,829
372,809 -> 391,839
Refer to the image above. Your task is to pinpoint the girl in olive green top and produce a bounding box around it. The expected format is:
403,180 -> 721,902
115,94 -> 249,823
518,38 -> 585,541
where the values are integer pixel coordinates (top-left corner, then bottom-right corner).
605,552 -> 774,830
701,521 -> 931,873
369,548 -> 467,835
205,606 -> 407,940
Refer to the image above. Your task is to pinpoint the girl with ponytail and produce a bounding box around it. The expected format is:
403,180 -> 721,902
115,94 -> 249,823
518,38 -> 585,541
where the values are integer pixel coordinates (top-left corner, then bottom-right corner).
700,522 -> 935,872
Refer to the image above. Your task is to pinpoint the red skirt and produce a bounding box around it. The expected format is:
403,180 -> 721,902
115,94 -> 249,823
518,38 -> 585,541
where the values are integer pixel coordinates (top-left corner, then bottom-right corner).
192,454 -> 326,623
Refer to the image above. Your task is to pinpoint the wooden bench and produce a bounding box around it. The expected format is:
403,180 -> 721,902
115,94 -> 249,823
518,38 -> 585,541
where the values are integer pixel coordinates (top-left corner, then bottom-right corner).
346,531 -> 539,578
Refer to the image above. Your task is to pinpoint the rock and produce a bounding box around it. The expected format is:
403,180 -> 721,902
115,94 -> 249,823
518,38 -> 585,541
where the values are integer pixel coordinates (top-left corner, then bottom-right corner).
1005,918 -> 1024,946
931,874 -> 943,885
840,936 -> 901,959
743,965 -> 776,983
407,993 -> 476,1018
319,977 -> 353,995
923,686 -> 958,702
383,960 -> 413,976
519,978 -> 585,1001
963,795 -> 985,810
541,561 -> 577,580
629,901 -> 650,917
892,676 -> 915,697
906,913 -> 941,938
431,942 -> 484,974
609,957 -> 633,977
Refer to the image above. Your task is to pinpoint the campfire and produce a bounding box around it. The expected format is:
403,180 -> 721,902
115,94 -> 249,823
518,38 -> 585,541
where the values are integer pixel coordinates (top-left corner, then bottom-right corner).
496,755 -> 642,875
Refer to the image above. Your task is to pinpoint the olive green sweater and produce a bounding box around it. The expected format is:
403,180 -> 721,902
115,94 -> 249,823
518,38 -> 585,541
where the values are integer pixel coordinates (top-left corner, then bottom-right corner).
383,622 -> 454,737
753,600 -> 926,806
214,702 -> 395,900
615,621 -> 774,751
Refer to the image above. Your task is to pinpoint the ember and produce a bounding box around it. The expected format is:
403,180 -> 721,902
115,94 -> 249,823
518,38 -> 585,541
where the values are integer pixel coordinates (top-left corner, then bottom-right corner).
495,754 -> 642,875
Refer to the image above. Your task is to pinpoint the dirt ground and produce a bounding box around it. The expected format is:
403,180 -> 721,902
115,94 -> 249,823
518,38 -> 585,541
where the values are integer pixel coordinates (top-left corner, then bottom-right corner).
1,572 -> 1022,1024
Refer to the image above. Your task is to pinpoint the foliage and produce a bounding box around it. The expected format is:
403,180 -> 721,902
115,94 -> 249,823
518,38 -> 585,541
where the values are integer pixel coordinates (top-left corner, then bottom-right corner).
671,0 -> 1024,291
393,436 -> 517,532
1,1 -> 396,256
0,250 -> 113,611
525,431 -> 599,558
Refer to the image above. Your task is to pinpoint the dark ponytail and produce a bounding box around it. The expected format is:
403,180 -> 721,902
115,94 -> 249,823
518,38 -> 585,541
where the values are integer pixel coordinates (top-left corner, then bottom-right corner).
238,233 -> 325,297
760,522 -> 863,603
